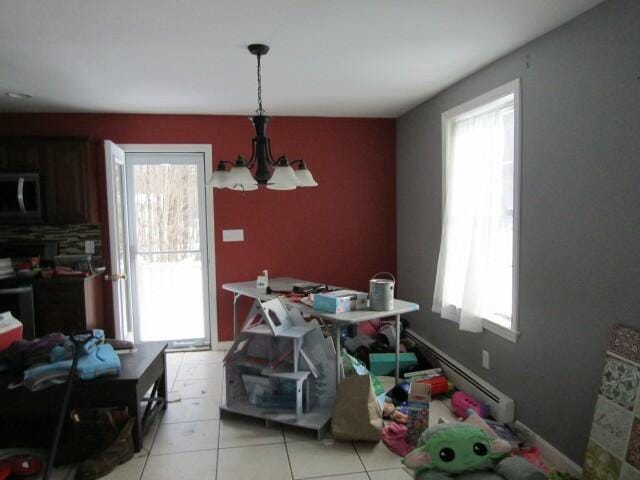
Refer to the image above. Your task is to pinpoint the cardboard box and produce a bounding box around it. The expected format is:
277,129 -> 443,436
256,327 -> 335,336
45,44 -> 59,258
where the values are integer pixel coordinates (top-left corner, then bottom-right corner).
313,290 -> 359,313
406,381 -> 431,447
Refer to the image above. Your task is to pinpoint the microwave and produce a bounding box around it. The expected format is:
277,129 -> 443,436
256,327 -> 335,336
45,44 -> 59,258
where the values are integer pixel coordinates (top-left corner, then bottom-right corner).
0,173 -> 43,222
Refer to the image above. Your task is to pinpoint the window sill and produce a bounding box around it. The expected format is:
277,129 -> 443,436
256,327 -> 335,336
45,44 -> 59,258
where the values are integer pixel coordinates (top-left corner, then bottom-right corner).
483,319 -> 519,343
436,310 -> 520,343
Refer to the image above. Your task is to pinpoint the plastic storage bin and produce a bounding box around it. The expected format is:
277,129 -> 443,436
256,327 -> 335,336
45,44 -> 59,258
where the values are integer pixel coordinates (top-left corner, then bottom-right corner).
369,352 -> 418,376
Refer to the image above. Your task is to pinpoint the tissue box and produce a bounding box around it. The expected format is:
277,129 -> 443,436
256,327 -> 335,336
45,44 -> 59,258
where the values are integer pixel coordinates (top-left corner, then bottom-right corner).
313,290 -> 358,313
406,381 -> 431,447
0,311 -> 23,352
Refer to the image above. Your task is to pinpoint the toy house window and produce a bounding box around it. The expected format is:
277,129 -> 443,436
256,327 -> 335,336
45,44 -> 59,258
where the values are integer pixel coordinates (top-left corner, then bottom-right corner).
268,310 -> 282,327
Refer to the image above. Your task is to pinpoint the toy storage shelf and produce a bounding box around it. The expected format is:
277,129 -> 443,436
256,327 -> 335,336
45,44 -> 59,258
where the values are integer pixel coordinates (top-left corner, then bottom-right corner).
244,323 -> 315,338
263,370 -> 310,381
219,400 -> 332,438
220,297 -> 335,438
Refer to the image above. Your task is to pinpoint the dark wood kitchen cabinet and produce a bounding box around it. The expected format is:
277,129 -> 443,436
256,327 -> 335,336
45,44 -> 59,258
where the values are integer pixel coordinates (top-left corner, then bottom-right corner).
0,140 -> 40,172
33,273 -> 104,336
0,137 -> 100,224
40,139 -> 100,224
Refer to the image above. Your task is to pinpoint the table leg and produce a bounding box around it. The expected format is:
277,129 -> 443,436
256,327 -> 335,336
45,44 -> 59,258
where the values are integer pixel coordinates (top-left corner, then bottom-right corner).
233,293 -> 240,339
293,338 -> 299,373
334,323 -> 341,388
159,353 -> 168,411
296,379 -> 303,419
127,391 -> 142,452
395,314 -> 401,385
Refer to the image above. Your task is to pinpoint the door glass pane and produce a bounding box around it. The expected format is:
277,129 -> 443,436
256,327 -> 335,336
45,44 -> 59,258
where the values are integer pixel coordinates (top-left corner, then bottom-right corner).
136,252 -> 205,341
132,164 -> 200,253
129,159 -> 208,345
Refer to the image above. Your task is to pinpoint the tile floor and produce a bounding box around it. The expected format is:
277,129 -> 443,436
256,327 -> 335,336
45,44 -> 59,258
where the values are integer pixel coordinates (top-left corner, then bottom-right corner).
50,349 -> 460,480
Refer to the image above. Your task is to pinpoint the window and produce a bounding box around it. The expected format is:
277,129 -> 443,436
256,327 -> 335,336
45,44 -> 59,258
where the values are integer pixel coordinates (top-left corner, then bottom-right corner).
433,79 -> 520,342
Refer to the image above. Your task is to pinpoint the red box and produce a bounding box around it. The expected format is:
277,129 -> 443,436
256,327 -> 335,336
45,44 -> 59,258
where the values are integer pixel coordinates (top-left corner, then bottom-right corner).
0,312 -> 23,352
417,375 -> 449,396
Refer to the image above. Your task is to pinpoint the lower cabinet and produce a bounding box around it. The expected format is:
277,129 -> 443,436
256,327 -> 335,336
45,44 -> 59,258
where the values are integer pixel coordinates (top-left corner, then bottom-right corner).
33,273 -> 104,336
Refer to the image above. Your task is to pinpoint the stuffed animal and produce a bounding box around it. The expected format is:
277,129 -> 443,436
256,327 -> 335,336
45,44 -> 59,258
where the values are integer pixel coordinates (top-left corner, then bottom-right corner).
403,424 -> 547,480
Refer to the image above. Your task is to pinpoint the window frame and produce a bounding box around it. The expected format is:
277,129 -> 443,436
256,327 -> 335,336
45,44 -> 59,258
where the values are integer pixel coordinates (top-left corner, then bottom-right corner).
440,79 -> 521,343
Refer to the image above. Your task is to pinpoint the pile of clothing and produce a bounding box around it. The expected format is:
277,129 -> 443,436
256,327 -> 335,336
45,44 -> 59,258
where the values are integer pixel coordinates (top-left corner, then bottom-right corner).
0,329 -> 121,390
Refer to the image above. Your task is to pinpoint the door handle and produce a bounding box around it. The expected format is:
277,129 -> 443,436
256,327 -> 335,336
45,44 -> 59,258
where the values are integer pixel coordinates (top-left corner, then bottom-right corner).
17,177 -> 27,214
105,273 -> 127,281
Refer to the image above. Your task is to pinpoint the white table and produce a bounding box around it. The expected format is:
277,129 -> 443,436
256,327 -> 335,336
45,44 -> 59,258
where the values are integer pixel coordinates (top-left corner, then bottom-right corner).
222,277 -> 420,385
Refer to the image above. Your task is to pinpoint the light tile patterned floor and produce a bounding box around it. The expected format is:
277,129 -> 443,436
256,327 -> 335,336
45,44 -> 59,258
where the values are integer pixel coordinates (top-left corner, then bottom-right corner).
53,350 -> 460,480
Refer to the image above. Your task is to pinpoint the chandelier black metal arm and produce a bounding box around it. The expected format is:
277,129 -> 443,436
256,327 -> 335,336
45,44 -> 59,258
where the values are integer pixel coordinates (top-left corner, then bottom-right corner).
216,160 -> 236,168
244,133 -> 280,169
266,137 -> 278,165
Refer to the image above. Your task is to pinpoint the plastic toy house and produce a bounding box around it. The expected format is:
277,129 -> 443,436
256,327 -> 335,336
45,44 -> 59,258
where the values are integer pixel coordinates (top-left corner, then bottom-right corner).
220,298 -> 336,437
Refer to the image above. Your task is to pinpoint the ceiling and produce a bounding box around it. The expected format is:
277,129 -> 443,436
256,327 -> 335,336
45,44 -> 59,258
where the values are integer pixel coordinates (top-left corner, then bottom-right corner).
0,0 -> 602,118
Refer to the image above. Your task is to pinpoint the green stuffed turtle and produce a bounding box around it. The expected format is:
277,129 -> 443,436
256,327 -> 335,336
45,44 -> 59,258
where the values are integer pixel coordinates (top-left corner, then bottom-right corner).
403,424 -> 547,480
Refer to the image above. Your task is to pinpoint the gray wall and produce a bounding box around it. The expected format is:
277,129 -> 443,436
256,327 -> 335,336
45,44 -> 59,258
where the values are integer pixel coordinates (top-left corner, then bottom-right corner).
397,0 -> 640,464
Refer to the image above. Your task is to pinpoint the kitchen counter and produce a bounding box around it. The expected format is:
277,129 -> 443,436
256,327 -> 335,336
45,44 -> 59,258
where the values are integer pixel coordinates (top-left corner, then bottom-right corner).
34,271 -> 104,283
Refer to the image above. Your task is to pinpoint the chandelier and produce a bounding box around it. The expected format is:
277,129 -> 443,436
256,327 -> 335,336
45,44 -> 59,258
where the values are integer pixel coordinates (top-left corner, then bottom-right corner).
208,44 -> 318,191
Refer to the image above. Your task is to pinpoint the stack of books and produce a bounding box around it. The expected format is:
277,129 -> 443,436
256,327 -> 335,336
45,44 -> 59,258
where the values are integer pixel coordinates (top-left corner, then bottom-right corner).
0,258 -> 14,280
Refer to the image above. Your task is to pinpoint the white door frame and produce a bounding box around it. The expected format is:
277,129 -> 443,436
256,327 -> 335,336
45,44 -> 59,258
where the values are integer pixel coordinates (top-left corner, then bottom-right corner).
120,144 -> 217,346
104,140 -> 135,341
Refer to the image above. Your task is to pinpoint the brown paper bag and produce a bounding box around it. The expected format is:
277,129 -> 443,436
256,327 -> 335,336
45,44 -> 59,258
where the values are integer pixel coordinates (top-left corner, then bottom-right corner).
331,374 -> 383,442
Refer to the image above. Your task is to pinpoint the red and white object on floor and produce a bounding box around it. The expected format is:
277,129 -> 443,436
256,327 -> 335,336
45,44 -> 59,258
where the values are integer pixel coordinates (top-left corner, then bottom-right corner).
0,311 -> 23,352
0,455 -> 43,479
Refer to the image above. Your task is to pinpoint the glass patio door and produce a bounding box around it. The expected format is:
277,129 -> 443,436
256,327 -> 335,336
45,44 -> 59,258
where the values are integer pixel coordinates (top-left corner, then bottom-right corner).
126,152 -> 211,347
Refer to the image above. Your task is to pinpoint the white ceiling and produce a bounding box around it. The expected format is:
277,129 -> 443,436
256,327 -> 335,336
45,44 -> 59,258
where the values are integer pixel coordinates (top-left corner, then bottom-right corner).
0,0 -> 602,118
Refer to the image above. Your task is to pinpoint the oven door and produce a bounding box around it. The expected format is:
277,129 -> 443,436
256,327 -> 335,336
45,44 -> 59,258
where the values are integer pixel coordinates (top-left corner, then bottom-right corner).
0,173 -> 42,222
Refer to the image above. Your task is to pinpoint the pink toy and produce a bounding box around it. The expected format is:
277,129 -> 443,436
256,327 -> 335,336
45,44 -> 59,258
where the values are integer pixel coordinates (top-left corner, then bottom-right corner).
452,391 -> 489,419
358,319 -> 382,337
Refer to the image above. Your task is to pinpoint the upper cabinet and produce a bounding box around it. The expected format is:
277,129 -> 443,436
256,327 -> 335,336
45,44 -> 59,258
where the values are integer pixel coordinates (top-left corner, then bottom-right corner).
0,137 -> 100,225
40,140 -> 100,224
0,140 -> 40,172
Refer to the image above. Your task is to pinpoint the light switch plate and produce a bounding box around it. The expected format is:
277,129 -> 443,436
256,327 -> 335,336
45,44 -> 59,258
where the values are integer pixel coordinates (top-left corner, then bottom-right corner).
482,350 -> 490,370
223,229 -> 244,242
85,240 -> 95,254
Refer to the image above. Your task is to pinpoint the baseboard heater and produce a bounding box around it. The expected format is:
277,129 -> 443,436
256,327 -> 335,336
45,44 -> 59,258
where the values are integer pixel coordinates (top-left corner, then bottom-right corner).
405,329 -> 515,424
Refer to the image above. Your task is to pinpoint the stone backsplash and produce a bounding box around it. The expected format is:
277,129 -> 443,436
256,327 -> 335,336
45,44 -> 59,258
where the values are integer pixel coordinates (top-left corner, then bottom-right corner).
0,224 -> 103,256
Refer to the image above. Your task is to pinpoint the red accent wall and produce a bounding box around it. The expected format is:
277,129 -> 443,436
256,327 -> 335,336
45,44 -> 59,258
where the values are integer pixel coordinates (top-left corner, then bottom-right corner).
0,113 -> 396,341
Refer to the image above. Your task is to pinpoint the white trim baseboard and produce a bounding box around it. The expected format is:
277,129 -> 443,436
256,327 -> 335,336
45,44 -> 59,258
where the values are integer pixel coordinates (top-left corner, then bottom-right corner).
516,421 -> 583,477
407,329 -> 582,476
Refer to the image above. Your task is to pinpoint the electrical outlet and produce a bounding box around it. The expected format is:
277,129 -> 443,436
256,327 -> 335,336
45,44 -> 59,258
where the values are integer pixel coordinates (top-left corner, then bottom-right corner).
85,240 -> 95,254
482,350 -> 490,370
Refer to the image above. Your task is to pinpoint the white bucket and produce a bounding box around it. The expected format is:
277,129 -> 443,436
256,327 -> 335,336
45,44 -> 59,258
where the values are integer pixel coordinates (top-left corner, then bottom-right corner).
369,272 -> 395,311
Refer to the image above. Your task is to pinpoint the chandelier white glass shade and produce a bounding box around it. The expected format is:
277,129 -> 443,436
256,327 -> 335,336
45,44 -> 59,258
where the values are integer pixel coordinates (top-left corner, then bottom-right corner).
207,44 -> 318,191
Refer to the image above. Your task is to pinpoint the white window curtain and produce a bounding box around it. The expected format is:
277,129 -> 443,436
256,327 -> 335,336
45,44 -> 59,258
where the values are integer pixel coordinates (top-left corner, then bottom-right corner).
433,95 -> 515,333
